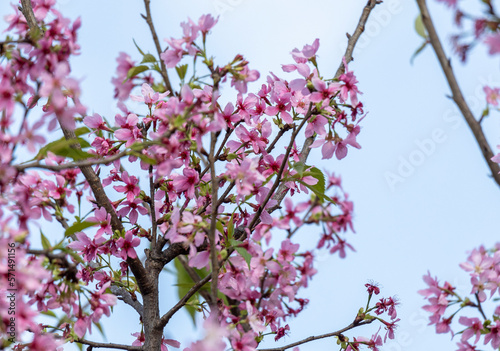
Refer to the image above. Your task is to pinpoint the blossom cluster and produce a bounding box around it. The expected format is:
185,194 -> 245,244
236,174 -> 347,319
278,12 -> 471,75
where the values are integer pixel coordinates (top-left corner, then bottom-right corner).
0,0 -> 381,350
420,244 -> 500,351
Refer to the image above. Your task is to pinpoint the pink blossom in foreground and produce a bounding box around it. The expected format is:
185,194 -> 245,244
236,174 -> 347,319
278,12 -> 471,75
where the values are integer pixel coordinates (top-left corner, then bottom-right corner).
116,231 -> 141,259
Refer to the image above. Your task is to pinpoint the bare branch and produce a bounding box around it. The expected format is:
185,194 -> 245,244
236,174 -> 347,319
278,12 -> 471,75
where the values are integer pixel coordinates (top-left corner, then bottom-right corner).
14,151 -> 129,172
258,319 -> 374,351
416,0 -> 500,187
110,285 -> 144,318
159,274 -> 211,328
142,0 -> 173,93
208,130 -> 219,309
335,0 -> 382,77
19,0 -> 39,35
75,338 -> 143,351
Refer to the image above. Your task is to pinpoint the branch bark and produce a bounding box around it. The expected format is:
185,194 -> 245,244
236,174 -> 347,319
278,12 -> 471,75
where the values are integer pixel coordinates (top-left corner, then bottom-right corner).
416,0 -> 500,186
258,319 -> 374,351
75,338 -> 143,351
142,0 -> 173,93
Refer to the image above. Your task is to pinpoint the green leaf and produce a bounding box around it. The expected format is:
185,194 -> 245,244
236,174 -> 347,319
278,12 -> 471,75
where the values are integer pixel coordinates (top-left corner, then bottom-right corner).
34,137 -> 93,161
40,310 -> 57,318
229,239 -> 252,268
305,167 -> 326,199
74,127 -> 91,137
415,14 -> 427,38
65,220 -> 95,237
133,38 -> 145,55
292,161 -> 306,177
93,321 -> 106,339
141,53 -> 157,63
40,231 -> 51,251
175,64 -> 188,80
134,152 -> 157,165
410,41 -> 428,65
127,65 -> 149,79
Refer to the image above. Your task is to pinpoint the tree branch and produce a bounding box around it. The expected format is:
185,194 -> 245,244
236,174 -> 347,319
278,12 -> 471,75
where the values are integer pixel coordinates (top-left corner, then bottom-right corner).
75,338 -> 143,351
336,0 -> 382,77
159,274 -> 211,328
14,150 -> 129,172
18,0 -> 39,36
258,319 -> 374,351
416,0 -> 500,187
141,0 -> 173,93
110,285 -> 144,318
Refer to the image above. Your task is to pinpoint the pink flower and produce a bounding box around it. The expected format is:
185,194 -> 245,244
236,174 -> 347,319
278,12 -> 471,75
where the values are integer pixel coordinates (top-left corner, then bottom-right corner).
84,113 -> 112,132
231,66 -> 260,94
67,232 -> 106,261
459,316 -> 483,344
113,171 -> 140,202
484,86 -> 500,106
291,38 -> 320,63
484,33 -> 500,55
117,198 -> 149,224
114,113 -> 142,147
87,207 -> 113,237
116,231 -> 141,259
112,52 -> 135,100
436,0 -> 457,8
172,168 -> 199,199
484,320 -> 500,349
130,83 -> 169,106
198,14 -> 218,34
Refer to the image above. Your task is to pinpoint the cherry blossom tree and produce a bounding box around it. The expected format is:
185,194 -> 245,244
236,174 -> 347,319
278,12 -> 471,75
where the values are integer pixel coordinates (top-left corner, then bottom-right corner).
0,0 -> 400,351
415,0 -> 500,350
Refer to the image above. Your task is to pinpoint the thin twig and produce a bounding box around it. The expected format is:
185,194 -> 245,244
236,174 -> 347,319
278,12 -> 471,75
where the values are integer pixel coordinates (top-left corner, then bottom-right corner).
335,0 -> 382,78
142,0 -> 173,93
75,338 -> 143,351
110,285 -> 144,318
416,0 -> 500,187
14,150 -> 129,172
258,320 -> 374,351
159,274 -> 211,327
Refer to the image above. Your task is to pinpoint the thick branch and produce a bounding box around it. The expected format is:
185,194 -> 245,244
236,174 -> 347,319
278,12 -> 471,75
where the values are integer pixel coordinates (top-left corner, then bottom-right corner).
19,0 -> 153,298
19,0 -> 39,35
258,320 -> 374,351
59,126 -> 153,295
75,338 -> 142,351
416,0 -> 500,186
142,0 -> 173,93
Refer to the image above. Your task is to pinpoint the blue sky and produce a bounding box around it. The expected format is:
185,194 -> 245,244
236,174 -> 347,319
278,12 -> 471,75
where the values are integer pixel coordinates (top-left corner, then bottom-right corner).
2,0 -> 500,350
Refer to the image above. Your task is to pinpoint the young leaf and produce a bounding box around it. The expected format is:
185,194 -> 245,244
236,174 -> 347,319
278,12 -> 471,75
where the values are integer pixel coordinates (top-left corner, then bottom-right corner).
305,167 -> 326,199
175,64 -> 188,80
133,38 -> 145,55
141,53 -> 157,63
40,231 -> 51,251
410,41 -> 429,65
415,14 -> 427,39
65,221 -> 95,237
127,65 -> 149,79
229,239 -> 252,268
